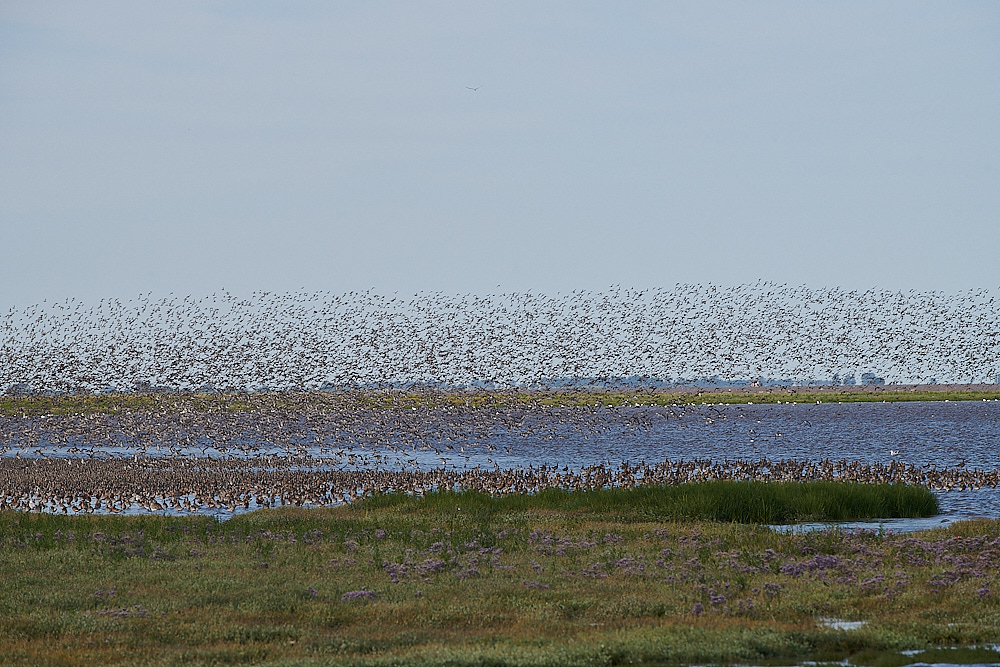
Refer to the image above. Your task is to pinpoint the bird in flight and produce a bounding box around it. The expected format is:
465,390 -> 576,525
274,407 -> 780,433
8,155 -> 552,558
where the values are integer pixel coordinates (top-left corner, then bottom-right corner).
466,85 -> 482,91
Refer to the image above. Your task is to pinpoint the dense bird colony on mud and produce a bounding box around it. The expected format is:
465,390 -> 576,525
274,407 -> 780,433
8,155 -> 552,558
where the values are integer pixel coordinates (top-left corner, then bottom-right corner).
0,390 -> 996,515
0,456 -> 987,515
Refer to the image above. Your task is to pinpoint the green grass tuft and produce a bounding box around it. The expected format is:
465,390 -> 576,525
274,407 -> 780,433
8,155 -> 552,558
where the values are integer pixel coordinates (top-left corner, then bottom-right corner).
353,481 -> 939,524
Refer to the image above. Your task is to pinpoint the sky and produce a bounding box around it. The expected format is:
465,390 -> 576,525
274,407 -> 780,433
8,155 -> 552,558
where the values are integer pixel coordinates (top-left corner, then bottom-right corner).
2,1 -> 998,310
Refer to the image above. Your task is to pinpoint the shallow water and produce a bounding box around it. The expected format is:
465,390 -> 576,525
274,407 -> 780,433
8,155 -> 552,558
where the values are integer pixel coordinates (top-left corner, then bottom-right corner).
3,400 -> 999,529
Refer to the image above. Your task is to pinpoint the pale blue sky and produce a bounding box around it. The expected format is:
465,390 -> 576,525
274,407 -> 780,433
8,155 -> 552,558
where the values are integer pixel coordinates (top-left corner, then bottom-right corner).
2,1 -> 998,309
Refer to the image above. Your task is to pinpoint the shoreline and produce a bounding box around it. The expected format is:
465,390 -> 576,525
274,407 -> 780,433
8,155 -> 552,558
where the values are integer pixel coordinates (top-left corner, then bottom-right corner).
645,382 -> 1000,395
3,384 -> 1000,416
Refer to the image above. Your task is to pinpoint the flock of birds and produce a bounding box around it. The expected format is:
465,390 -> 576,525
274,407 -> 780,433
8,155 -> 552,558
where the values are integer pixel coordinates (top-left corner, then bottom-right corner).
2,284 -> 998,393
2,455 -> 997,516
1,284 -> 998,516
0,393 -> 695,460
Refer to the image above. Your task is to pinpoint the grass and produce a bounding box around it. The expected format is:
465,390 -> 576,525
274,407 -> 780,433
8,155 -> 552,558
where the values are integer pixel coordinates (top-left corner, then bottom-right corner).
355,482 -> 940,524
1,484 -> 992,666
2,387 -> 999,416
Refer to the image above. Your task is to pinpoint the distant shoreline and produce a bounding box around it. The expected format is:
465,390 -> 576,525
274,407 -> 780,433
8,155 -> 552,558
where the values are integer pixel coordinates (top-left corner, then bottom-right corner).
2,384 -> 999,415
637,382 -> 1000,395
521,383 -> 1000,404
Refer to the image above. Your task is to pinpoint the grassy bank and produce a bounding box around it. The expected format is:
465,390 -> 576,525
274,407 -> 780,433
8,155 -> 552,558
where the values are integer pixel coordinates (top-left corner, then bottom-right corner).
2,485 -> 994,667
357,482 -> 940,524
2,387 -> 999,416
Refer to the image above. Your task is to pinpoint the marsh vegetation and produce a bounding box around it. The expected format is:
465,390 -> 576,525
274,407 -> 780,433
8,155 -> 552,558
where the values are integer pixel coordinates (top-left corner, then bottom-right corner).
3,483 -> 995,666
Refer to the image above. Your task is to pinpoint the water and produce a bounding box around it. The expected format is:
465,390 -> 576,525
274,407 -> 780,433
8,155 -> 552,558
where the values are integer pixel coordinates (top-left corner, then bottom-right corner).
3,400 -> 999,529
